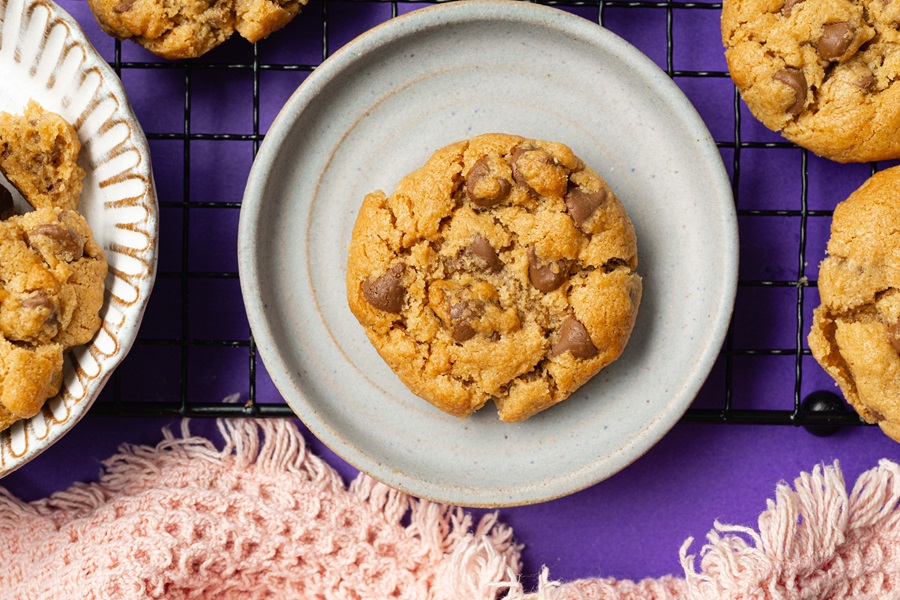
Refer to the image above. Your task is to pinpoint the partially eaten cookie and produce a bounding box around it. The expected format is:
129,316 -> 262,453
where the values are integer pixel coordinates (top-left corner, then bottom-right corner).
809,165 -> 900,441
0,102 -> 108,431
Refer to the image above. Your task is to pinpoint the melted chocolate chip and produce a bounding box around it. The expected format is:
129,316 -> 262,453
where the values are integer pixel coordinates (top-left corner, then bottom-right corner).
113,0 -> 136,12
449,301 -> 481,342
890,322 -> 900,354
21,292 -> 58,325
510,146 -> 555,193
0,186 -> 13,220
565,186 -> 607,229
28,223 -> 84,261
465,158 -> 511,207
361,264 -> 405,313
781,0 -> 803,16
21,293 -> 54,311
551,316 -> 598,359
818,22 -> 855,61
855,74 -> 876,90
467,234 -> 503,273
773,69 -> 807,115
527,246 -> 568,293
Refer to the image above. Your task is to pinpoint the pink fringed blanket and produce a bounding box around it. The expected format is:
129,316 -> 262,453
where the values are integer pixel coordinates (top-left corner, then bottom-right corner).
0,419 -> 898,599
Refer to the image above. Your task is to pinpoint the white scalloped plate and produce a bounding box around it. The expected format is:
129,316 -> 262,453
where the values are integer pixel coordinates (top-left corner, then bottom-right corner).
240,1 -> 737,506
0,0 -> 157,475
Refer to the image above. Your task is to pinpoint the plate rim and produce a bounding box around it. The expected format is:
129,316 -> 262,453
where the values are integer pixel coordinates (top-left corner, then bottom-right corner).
239,0 -> 737,506
0,0 -> 159,476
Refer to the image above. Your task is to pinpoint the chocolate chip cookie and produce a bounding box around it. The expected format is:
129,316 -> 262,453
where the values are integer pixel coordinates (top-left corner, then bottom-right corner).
0,103 -> 107,432
346,134 -> 642,422
722,0 -> 900,162
809,166 -> 900,442
0,207 -> 107,430
88,0 -> 307,59
0,100 -> 84,212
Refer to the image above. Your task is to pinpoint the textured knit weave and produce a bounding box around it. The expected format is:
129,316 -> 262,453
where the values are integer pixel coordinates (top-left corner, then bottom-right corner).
1,416 -> 899,599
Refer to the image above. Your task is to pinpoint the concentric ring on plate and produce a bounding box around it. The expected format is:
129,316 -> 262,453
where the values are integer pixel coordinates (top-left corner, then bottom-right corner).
239,0 -> 736,506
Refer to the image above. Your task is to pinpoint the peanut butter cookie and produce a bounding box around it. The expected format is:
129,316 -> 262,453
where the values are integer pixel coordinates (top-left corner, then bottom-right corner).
347,134 -> 642,423
0,100 -> 84,212
88,0 -> 307,59
0,102 -> 107,432
722,0 -> 900,162
0,207 -> 107,430
809,166 -> 900,441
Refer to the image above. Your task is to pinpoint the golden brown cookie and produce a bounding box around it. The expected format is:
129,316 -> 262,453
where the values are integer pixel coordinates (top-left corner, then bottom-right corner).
0,100 -> 84,211
809,165 -> 900,441
347,134 -> 642,423
0,207 -> 107,429
722,0 -> 900,162
88,0 -> 307,59
0,102 -> 107,432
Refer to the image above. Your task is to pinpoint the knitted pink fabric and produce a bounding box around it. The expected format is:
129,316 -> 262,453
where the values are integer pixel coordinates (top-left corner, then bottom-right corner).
0,417 -> 898,600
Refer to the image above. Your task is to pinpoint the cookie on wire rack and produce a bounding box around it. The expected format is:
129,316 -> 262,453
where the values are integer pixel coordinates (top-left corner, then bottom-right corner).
722,0 -> 900,162
88,0 -> 307,59
809,165 -> 900,442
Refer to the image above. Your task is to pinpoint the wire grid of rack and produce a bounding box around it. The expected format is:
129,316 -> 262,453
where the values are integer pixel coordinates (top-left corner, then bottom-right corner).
84,0 -> 867,433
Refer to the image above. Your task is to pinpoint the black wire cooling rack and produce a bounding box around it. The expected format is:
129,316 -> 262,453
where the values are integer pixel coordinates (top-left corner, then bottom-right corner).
88,0 -> 867,433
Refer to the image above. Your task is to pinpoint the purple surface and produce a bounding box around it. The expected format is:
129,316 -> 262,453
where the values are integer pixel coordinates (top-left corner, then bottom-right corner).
4,0 -> 900,588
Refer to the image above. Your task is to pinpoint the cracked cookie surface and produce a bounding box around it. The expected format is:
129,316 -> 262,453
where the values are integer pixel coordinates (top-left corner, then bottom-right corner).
722,0 -> 900,162
0,206 -> 107,430
346,133 -> 642,422
809,166 -> 900,441
0,100 -> 84,212
88,0 -> 307,59
0,102 -> 108,432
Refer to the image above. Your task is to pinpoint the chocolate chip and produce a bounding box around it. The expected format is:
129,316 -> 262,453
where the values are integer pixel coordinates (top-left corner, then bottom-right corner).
361,263 -> 405,313
527,246 -> 568,293
565,186 -> 607,229
781,0 -> 803,16
21,293 -> 54,310
551,316 -> 598,359
467,234 -> 503,273
21,292 -> 57,325
510,146 -> 555,193
28,223 -> 84,261
855,74 -> 876,90
465,158 -> 511,208
449,301 -> 481,342
113,0 -> 136,12
773,69 -> 807,115
818,22 -> 855,61
0,186 -> 13,220
890,322 -> 900,354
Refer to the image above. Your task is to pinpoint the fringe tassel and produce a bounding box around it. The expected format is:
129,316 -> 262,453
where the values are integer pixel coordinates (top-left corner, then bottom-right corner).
1,413 -> 528,599
681,460 -> 900,599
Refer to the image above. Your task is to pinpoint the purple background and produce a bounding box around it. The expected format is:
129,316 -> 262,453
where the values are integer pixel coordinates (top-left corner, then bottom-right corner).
4,0 -> 900,588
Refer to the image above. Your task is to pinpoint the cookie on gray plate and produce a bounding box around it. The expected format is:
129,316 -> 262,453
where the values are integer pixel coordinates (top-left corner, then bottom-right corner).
346,133 -> 642,422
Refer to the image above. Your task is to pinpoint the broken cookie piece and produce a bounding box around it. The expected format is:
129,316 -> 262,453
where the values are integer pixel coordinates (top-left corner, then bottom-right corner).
0,100 -> 84,211
809,166 -> 900,442
0,103 -> 108,433
346,133 -> 642,423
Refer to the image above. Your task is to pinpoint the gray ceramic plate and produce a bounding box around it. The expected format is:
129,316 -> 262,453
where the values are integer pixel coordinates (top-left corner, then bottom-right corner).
0,0 -> 158,475
239,0 -> 737,507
